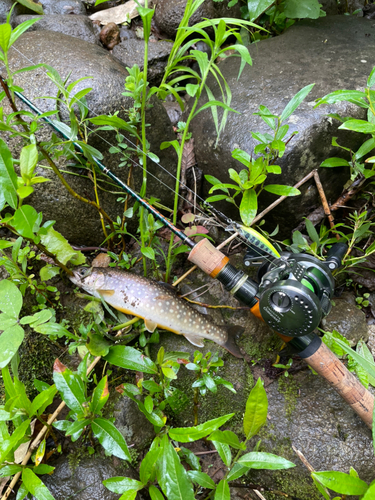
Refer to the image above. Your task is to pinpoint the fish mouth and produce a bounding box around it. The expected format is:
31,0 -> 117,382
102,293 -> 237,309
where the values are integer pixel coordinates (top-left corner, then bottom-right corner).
70,267 -> 92,284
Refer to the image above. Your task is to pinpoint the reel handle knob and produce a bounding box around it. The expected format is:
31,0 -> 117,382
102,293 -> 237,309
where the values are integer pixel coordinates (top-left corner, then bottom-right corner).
325,242 -> 348,270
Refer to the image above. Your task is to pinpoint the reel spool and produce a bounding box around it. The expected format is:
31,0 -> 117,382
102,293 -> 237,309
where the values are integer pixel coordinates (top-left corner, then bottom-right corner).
257,253 -> 335,337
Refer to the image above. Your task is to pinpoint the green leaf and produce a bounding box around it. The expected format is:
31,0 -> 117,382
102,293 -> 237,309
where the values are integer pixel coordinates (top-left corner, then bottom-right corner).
363,482 -> 375,499
92,418 -> 131,461
40,226 -> 85,265
264,184 -> 300,196
0,464 -> 23,477
333,339 -> 375,381
32,464 -> 55,475
0,325 -> 24,369
226,463 -> 250,481
17,186 -> 34,199
186,84 -> 199,97
0,313 -> 18,330
53,360 -> 86,414
194,100 -> 239,118
0,138 -> 18,210
140,447 -> 161,485
30,385 -> 57,416
232,148 -> 251,167
339,119 -> 375,134
305,219 -> 320,244
211,440 -> 231,467
168,413 -> 234,442
238,452 -> 295,470
214,479 -> 230,500
240,188 -> 257,226
160,140 -> 181,156
207,430 -> 245,450
247,0 -> 274,21
12,205 -> 39,239
103,476 -> 144,494
13,0 -> 43,14
0,280 -> 22,318
22,469 -> 54,500
0,23 -> 11,51
311,471 -> 368,495
141,246 -> 155,260
104,346 -> 158,374
320,157 -> 350,168
0,418 -> 30,464
243,378 -> 268,439
357,341 -> 375,387
20,144 -> 38,181
284,0 -> 321,19
89,115 -> 139,140
90,376 -> 109,414
187,470 -> 215,489
86,332 -> 111,357
149,485 -> 165,500
40,265 -> 60,282
355,138 -> 375,160
367,66 -> 375,88
280,84 -> 315,122
156,435 -> 195,500
315,90 -> 367,107
65,419 -> 90,439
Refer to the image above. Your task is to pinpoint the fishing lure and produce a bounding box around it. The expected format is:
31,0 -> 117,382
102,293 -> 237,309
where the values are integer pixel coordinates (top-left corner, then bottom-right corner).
70,267 -> 244,358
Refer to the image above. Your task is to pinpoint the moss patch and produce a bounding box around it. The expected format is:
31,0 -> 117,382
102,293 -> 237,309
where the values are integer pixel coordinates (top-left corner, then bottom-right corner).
277,375 -> 299,418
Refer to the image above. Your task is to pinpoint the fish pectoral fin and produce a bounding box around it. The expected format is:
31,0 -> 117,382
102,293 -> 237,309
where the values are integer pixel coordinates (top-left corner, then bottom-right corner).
97,289 -> 115,296
183,333 -> 205,348
144,319 -> 158,333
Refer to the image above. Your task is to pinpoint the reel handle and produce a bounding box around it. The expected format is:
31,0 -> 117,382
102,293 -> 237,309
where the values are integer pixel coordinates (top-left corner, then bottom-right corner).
325,242 -> 348,271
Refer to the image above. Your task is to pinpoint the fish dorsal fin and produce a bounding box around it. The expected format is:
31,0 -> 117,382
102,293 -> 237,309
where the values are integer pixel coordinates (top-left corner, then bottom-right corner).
183,333 -> 205,348
144,319 -> 158,333
97,289 -> 115,296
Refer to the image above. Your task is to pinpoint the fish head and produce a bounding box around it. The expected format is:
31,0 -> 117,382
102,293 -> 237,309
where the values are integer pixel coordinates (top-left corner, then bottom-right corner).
69,267 -> 105,295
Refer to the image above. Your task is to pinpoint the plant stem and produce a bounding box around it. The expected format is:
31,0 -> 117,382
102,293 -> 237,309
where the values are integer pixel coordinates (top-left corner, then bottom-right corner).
139,0 -> 149,276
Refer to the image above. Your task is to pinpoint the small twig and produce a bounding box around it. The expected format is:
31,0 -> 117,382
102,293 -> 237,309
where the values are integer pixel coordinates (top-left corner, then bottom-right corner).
291,445 -> 315,473
313,170 -> 339,240
180,283 -> 211,298
193,450 -> 219,456
183,296 -> 250,310
254,490 -> 267,500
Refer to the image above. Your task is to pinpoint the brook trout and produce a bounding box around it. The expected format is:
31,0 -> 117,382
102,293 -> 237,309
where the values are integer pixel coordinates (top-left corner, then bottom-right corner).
70,267 -> 243,358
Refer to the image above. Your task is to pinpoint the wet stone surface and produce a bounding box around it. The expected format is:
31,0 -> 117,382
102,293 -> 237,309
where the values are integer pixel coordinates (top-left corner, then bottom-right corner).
187,15 -> 375,236
14,14 -> 99,44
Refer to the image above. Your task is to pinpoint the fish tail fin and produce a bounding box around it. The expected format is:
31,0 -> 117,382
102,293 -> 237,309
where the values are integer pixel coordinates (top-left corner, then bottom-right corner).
222,325 -> 244,358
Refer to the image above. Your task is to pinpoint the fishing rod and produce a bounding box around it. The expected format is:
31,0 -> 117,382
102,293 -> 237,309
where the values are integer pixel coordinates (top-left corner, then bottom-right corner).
9,87 -> 375,428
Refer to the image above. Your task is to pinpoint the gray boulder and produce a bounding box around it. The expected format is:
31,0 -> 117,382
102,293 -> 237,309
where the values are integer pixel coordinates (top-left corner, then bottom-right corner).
29,455 -> 139,500
14,14 -> 99,44
112,39 -> 174,86
39,0 -> 86,15
2,31 -> 177,246
187,16 -> 375,235
321,292 -> 369,344
154,0 -> 241,38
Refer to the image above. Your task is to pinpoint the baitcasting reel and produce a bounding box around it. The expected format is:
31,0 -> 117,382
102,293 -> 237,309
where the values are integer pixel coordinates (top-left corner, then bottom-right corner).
256,243 -> 347,337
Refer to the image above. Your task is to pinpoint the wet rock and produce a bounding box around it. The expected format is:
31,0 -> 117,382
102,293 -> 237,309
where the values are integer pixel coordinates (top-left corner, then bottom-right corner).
321,292 -> 368,344
367,324 -> 375,357
100,21 -> 120,49
2,31 -> 177,246
349,252 -> 375,291
83,0 -> 121,15
319,0 -> 340,15
113,395 -> 155,449
154,0 -> 241,38
39,0 -> 86,15
162,100 -> 183,126
187,16 -> 375,236
112,39 -> 173,86
29,455 -> 136,500
1,0 -> 32,24
119,25 -> 137,42
14,14 -> 99,44
249,370 -> 375,498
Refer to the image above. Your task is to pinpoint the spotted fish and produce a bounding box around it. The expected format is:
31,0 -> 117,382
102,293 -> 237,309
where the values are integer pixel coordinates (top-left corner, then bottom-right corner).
70,267 -> 243,358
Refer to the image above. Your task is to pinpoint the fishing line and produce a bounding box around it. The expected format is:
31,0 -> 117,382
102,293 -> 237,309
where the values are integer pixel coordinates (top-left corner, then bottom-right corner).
3,45 -> 279,265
